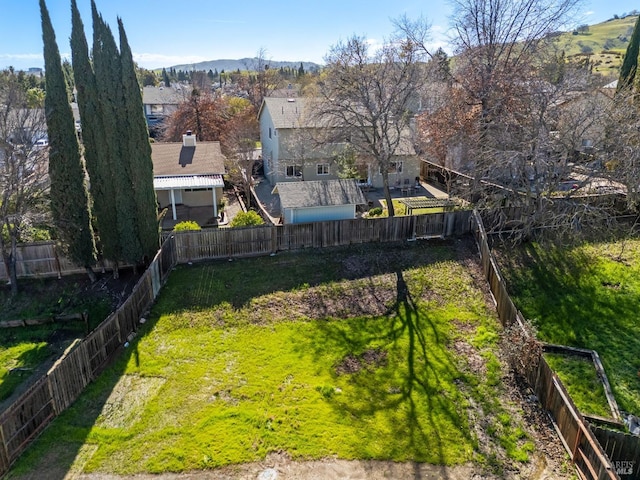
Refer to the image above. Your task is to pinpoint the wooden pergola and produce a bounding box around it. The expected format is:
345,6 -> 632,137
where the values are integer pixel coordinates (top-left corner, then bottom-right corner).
398,197 -> 456,215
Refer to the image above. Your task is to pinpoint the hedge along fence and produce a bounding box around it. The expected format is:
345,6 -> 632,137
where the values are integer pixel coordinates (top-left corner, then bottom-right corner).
470,210 -> 619,480
0,236 -> 178,476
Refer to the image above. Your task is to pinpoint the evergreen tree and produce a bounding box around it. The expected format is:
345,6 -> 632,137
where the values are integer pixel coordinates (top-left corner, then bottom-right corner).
71,0 -> 118,265
119,17 -> 160,260
40,0 -> 96,280
92,0 -> 142,267
162,67 -> 170,87
298,62 -> 305,76
618,14 -> 640,92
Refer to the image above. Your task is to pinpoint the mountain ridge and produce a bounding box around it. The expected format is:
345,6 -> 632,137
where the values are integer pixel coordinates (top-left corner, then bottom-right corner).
163,58 -> 322,73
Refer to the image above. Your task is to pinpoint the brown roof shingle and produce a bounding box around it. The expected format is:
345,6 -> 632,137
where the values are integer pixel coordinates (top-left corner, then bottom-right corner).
151,141 -> 226,177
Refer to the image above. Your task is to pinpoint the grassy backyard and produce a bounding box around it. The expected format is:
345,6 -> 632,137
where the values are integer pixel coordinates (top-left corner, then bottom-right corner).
0,276 -> 114,403
8,240 -> 538,477
498,239 -> 640,416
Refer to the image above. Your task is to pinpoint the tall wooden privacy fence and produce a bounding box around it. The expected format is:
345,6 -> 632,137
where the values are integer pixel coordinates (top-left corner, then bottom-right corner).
2,212 -> 472,282
0,236 -> 177,476
0,211 -> 470,476
0,241 -> 122,282
470,210 -> 620,480
592,427 -> 640,479
172,211 -> 472,263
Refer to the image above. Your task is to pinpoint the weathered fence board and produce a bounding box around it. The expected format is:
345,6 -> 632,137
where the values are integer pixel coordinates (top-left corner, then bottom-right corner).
0,377 -> 55,464
470,210 -> 619,480
592,426 -> 640,479
0,236 -> 179,477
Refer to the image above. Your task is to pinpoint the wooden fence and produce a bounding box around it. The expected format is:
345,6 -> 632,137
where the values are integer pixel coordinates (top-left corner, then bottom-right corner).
0,236 -> 177,476
0,242 -> 123,282
172,211 -> 472,263
470,210 -> 620,480
592,426 -> 640,479
2,212 -> 472,282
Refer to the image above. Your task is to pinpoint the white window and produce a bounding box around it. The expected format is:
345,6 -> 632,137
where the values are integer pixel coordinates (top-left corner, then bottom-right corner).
317,163 -> 330,175
380,161 -> 403,174
286,165 -> 302,177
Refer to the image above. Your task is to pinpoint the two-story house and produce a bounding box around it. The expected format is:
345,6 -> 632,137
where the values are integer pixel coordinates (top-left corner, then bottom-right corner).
258,97 -> 421,188
142,85 -> 189,133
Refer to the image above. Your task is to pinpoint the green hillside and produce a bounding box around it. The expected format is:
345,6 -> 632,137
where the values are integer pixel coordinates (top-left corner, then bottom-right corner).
549,15 -> 638,77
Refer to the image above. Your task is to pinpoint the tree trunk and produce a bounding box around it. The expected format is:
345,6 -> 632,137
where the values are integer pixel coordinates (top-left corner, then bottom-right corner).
9,237 -> 18,297
85,265 -> 97,283
112,260 -> 120,279
382,171 -> 395,217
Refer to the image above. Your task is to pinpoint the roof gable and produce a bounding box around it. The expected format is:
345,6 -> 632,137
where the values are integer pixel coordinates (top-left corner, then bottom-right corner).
260,97 -> 323,129
274,179 -> 367,209
151,141 -> 226,177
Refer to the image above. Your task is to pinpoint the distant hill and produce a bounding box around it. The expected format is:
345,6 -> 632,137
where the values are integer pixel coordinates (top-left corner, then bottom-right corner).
165,58 -> 322,73
549,15 -> 638,76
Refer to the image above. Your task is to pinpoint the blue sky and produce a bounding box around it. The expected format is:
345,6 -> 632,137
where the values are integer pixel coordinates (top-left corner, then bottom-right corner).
0,0 -> 638,71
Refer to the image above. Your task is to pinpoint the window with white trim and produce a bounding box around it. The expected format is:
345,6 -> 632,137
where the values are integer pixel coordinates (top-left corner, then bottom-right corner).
316,163 -> 330,175
286,165 -> 302,177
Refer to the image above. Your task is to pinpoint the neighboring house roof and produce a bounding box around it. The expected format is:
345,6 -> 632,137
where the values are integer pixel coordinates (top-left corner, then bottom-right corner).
273,179 -> 367,209
142,86 -> 189,106
258,97 -> 321,129
151,141 -> 226,177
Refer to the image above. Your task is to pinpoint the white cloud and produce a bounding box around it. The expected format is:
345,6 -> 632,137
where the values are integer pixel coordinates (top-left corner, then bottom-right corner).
584,10 -> 595,16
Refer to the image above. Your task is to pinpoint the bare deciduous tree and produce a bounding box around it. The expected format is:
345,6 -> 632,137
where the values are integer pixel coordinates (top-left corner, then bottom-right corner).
221,99 -> 259,208
0,71 -> 50,296
313,35 -> 429,216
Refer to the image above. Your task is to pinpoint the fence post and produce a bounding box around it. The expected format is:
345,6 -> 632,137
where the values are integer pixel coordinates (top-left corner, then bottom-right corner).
53,244 -> 62,279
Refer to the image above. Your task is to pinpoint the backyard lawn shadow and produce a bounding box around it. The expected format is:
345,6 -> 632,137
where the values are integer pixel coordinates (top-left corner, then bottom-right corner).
297,269 -> 473,470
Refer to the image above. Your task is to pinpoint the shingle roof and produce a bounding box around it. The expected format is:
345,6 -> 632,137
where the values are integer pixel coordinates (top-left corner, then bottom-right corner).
260,97 -> 322,129
142,86 -> 190,106
274,179 -> 367,209
151,141 -> 226,177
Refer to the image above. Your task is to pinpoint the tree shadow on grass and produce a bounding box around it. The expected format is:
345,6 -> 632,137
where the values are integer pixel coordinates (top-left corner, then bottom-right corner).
299,269 -> 473,477
162,239 -> 460,312
497,241 -> 640,413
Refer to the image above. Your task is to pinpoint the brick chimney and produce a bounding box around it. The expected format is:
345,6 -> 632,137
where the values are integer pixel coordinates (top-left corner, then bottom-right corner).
182,130 -> 196,147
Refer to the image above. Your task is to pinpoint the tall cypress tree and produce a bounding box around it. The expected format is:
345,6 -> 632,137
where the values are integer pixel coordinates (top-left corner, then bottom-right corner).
40,0 -> 97,281
92,0 -> 142,267
71,0 -> 119,265
118,18 -> 160,260
618,15 -> 640,93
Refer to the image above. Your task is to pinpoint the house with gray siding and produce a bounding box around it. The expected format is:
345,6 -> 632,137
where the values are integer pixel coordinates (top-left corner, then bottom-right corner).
258,97 -> 421,189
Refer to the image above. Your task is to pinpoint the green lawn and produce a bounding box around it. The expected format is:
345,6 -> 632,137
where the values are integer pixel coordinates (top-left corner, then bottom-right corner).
0,277 -> 112,402
9,241 -> 534,477
544,353 -> 611,417
377,198 -> 458,216
498,239 -> 640,416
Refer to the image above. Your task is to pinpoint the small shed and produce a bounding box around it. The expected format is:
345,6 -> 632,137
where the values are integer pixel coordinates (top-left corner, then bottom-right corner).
273,179 -> 367,224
